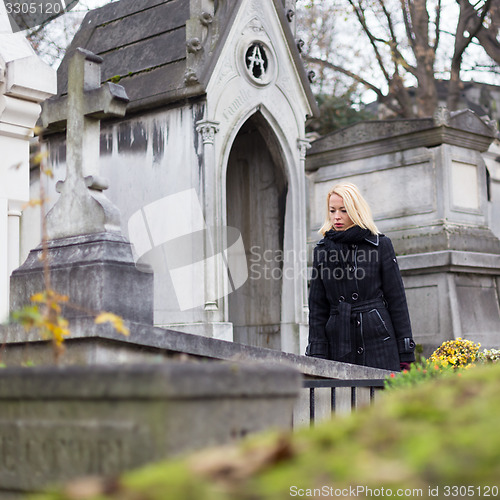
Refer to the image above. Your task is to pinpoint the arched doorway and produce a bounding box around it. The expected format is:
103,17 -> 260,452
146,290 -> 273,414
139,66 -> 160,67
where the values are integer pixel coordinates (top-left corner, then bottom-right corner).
226,113 -> 288,349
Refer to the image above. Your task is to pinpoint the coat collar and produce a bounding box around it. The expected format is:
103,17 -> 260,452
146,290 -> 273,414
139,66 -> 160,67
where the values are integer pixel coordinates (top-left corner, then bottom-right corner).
318,233 -> 380,247
364,233 -> 380,246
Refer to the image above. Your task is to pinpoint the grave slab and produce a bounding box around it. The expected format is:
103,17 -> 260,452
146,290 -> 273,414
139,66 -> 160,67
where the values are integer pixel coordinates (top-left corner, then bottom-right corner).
0,362 -> 300,495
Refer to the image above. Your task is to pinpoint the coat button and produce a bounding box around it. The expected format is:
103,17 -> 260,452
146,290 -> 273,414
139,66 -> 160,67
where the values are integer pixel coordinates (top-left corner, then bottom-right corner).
349,265 -> 355,272
352,292 -> 359,301
338,296 -> 345,302
357,347 -> 364,354
356,320 -> 361,327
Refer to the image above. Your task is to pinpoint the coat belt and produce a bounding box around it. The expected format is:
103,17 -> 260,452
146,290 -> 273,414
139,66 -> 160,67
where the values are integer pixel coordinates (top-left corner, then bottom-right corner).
330,297 -> 386,351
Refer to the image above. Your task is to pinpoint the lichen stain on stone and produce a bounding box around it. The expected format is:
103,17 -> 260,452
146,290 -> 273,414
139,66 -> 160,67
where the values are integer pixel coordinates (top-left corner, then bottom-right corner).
152,123 -> 165,166
100,131 -> 113,156
117,122 -> 148,154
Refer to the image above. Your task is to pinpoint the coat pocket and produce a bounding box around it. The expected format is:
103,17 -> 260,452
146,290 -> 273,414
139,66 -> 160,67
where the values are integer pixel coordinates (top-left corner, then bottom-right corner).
367,309 -> 391,341
363,308 -> 399,370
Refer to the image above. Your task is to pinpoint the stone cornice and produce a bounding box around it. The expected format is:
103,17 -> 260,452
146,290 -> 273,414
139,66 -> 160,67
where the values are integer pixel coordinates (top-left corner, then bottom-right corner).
306,109 -> 497,171
399,250 -> 500,275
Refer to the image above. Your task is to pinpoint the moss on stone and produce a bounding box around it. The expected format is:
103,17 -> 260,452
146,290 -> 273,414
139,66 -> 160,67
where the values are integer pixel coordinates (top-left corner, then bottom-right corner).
32,363 -> 500,500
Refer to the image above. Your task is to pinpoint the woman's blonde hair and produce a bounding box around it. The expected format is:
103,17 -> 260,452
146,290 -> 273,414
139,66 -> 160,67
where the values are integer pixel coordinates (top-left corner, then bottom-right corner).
319,182 -> 379,236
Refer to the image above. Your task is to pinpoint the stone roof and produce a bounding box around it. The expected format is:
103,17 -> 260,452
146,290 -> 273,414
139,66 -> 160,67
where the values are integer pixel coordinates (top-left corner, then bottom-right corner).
56,0 -> 317,115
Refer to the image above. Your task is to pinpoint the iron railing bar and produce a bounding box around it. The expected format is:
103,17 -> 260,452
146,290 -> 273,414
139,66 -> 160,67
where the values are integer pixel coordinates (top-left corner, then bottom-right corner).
309,387 -> 315,426
370,386 -> 376,402
303,378 -> 386,388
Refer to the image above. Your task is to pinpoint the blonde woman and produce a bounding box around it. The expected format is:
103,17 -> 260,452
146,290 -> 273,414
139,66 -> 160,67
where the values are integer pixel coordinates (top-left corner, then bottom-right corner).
306,182 -> 415,371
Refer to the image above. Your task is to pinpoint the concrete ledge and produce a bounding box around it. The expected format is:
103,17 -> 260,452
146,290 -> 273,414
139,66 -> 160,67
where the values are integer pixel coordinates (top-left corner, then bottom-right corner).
0,318 -> 391,379
0,362 -> 300,399
399,250 -> 500,275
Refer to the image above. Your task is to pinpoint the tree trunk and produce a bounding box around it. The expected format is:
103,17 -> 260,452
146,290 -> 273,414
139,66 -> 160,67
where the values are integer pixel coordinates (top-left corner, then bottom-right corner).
407,0 -> 438,117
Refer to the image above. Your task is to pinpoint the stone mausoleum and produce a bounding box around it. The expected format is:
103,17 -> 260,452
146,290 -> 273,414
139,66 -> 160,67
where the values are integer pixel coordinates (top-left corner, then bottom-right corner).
28,0 -> 319,353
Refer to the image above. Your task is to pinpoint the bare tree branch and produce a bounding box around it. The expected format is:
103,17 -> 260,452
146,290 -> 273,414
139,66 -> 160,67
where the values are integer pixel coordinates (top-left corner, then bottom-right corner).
347,0 -> 392,84
433,0 -> 442,51
448,0 -> 493,109
465,0 -> 500,64
303,54 -> 406,116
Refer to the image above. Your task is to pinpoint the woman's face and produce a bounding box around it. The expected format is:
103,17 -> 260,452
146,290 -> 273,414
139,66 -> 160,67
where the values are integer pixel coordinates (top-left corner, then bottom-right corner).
329,193 -> 354,231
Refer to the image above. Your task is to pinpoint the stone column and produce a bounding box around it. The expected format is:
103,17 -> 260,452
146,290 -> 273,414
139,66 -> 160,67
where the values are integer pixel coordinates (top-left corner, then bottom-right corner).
196,119 -> 221,316
296,138 -> 311,354
0,22 -> 57,322
7,206 -> 22,275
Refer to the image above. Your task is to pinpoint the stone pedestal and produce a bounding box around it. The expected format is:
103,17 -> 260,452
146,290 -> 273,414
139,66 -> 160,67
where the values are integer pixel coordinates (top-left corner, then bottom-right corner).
10,232 -> 153,324
306,108 -> 500,353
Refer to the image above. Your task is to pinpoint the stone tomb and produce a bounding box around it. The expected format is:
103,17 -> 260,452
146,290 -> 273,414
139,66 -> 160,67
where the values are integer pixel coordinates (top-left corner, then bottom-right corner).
0,362 -> 300,495
306,108 -> 500,354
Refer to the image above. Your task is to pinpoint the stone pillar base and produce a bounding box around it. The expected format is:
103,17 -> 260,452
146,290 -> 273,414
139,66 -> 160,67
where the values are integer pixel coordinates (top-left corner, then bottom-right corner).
399,250 -> 500,355
10,232 -> 153,325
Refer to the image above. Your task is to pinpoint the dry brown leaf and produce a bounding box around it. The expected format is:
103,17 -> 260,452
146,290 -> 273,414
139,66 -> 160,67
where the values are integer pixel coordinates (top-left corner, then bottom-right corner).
189,434 -> 294,485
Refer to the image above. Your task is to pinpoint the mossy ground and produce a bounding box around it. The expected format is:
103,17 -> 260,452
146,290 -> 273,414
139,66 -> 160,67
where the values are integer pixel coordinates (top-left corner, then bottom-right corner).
32,363 -> 500,500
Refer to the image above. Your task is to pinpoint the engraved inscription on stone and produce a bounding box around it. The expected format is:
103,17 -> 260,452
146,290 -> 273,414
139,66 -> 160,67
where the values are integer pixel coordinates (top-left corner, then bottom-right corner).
0,420 -> 146,490
222,88 -> 255,120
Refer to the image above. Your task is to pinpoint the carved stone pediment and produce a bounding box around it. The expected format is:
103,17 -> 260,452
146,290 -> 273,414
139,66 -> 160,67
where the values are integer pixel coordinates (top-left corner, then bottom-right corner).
448,109 -> 498,137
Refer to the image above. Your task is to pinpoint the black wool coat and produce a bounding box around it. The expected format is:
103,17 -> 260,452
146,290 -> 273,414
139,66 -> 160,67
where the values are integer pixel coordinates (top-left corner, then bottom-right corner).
306,228 -> 415,371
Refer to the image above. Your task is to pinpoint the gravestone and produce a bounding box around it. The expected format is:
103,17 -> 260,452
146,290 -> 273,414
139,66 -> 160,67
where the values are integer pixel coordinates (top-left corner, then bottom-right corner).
306,108 -> 500,354
10,48 -> 153,324
0,362 -> 301,496
0,4 -> 56,323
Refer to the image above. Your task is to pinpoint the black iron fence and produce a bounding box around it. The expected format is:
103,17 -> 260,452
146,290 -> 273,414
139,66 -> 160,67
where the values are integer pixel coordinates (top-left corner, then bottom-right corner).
303,378 -> 386,426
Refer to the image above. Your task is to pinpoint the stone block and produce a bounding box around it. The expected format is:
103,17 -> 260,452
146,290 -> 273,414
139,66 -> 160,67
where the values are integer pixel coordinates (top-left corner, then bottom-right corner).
0,362 -> 300,495
400,252 -> 500,353
10,232 -> 153,325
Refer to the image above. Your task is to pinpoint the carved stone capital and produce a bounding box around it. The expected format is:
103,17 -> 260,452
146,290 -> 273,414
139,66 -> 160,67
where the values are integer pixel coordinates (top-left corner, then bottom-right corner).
297,138 -> 311,160
196,120 -> 220,145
